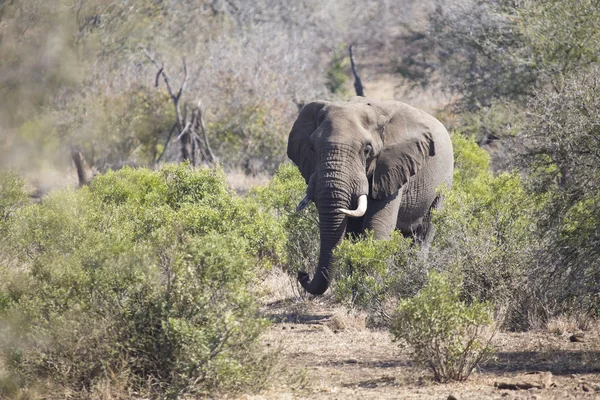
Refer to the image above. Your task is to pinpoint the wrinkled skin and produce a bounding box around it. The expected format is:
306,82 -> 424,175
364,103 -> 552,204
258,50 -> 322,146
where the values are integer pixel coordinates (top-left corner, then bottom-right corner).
287,97 -> 453,295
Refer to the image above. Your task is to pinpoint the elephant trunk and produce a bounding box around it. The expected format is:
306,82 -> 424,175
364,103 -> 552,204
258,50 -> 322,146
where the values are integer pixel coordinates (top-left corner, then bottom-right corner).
298,204 -> 347,295
298,150 -> 365,295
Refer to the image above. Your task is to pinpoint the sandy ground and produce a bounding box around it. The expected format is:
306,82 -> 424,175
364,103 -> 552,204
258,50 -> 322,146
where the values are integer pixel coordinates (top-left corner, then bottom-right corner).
247,271 -> 600,400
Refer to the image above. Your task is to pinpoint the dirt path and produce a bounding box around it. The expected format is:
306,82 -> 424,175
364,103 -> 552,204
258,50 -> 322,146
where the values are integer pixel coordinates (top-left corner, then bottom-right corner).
247,290 -> 600,400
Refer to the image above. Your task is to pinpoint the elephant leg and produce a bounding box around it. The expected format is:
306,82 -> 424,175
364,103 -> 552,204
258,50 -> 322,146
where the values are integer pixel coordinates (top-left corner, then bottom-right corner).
362,190 -> 402,239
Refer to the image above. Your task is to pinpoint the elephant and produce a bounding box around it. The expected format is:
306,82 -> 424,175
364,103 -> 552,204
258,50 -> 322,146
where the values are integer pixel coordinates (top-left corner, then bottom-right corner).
287,97 -> 453,295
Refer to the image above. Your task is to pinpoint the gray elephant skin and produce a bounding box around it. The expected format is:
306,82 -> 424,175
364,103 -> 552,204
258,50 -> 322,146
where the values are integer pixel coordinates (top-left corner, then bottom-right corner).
287,97 -> 453,295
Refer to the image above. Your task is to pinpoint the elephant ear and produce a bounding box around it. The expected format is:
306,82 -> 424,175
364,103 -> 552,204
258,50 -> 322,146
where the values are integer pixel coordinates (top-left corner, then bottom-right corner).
287,101 -> 329,183
371,104 -> 436,199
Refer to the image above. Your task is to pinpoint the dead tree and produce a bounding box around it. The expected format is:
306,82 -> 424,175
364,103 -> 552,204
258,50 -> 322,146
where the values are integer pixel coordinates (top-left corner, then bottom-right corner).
143,49 -> 217,167
349,45 -> 365,97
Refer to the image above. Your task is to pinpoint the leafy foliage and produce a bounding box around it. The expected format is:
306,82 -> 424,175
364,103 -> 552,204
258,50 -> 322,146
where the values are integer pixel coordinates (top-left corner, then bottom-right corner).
0,164 -> 279,397
515,67 -> 600,317
0,170 -> 28,223
390,271 -> 496,383
399,0 -> 600,111
332,231 -> 419,320
209,103 -> 289,173
398,0 -> 536,110
251,164 -> 320,294
325,47 -> 350,96
78,86 -> 175,170
432,134 -> 541,314
398,0 -> 600,324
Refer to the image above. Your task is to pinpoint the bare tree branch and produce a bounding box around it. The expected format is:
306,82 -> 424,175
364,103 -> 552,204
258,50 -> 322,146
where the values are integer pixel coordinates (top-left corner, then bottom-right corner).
154,66 -> 164,88
176,121 -> 192,141
143,48 -> 216,167
155,122 -> 178,165
176,57 -> 187,102
194,101 -> 217,164
349,45 -> 364,97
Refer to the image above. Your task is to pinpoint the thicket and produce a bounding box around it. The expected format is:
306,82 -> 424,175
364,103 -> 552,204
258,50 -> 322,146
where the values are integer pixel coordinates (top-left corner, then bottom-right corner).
1,0 -> 599,391
0,164 -> 283,398
250,163 -> 320,296
396,0 -> 600,323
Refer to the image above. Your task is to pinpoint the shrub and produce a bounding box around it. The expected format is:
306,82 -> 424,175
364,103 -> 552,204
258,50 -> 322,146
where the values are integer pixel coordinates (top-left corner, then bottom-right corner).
250,163 -> 320,295
0,164 -> 277,398
71,85 -> 175,171
514,67 -> 600,319
332,231 -> 419,321
390,271 -> 497,383
208,102 -> 289,174
431,134 -> 542,327
0,170 -> 28,223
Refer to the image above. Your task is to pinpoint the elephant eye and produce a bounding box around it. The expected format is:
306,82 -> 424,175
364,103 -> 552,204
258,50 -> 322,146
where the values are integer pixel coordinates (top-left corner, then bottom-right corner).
364,144 -> 372,157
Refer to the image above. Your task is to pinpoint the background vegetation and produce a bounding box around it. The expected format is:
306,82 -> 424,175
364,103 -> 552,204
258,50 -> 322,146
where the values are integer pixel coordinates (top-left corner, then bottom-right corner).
1,0 -> 599,395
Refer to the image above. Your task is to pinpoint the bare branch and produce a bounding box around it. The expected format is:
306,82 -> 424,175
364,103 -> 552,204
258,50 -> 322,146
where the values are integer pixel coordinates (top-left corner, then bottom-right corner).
175,57 -> 187,102
143,49 -> 215,167
143,48 -> 177,102
154,67 -> 164,88
349,45 -> 364,97
155,122 -> 178,165
176,121 -> 192,141
195,101 -> 217,164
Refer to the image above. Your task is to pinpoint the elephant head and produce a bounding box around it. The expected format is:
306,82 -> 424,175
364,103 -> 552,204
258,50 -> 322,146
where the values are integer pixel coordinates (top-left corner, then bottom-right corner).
287,97 -> 441,295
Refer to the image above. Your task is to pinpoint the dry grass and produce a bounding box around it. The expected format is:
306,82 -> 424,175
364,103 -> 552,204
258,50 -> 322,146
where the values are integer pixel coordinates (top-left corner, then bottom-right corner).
226,168 -> 271,195
545,314 -> 596,336
326,307 -> 367,332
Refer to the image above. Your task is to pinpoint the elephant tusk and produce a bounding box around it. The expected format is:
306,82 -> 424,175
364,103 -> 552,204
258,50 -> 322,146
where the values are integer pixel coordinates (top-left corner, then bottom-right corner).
296,194 -> 312,211
338,194 -> 367,217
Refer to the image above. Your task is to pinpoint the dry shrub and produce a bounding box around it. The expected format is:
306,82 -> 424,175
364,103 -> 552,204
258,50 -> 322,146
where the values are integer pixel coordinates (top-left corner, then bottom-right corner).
545,314 -> 594,336
326,308 -> 368,332
259,267 -> 301,305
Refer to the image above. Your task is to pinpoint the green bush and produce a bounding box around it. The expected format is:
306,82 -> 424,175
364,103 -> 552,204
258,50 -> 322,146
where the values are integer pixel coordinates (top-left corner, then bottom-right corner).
431,134 -> 541,325
390,271 -> 497,383
325,47 -> 349,96
0,170 -> 28,223
251,163 -> 320,294
208,102 -> 289,173
72,85 -> 175,171
332,231 -> 419,320
0,164 -> 278,398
